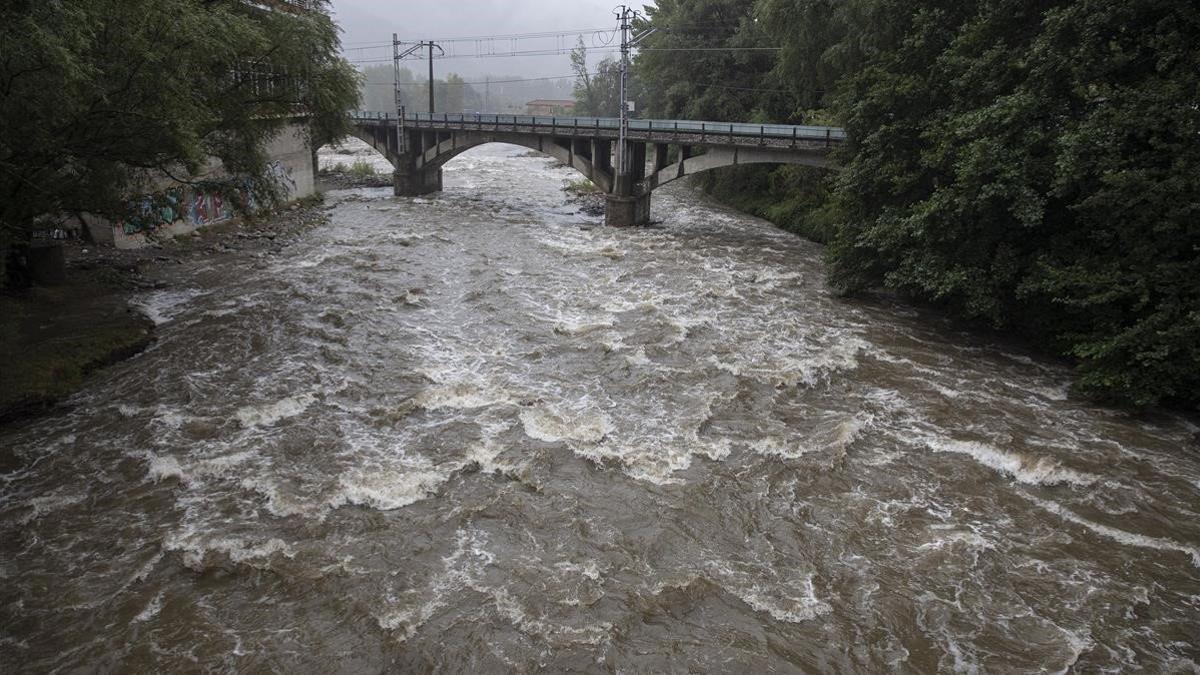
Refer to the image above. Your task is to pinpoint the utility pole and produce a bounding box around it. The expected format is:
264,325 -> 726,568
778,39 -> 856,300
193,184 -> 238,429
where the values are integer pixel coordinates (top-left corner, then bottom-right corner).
615,5 -> 632,178
614,6 -> 655,183
392,37 -> 443,116
428,42 -> 436,113
393,33 -> 403,150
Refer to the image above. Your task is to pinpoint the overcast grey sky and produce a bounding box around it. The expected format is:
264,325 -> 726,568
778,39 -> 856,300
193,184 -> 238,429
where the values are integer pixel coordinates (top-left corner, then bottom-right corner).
330,1 -> 648,78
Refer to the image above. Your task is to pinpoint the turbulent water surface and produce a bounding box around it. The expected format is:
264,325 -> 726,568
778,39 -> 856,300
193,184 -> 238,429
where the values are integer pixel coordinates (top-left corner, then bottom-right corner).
3,142 -> 1199,672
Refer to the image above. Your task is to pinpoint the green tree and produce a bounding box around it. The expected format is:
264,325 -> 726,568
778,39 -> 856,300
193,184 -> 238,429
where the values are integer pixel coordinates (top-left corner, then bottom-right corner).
570,38 -> 622,117
0,0 -> 359,280
359,64 -> 418,113
440,74 -> 467,113
633,0 -> 785,122
827,0 -> 1200,407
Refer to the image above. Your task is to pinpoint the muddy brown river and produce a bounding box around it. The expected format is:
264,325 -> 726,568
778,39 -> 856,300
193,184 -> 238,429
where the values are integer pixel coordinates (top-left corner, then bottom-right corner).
2,143 -> 1198,672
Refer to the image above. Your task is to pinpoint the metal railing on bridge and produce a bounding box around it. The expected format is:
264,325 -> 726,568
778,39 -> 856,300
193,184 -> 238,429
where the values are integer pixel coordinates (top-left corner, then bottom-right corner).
350,111 -> 846,145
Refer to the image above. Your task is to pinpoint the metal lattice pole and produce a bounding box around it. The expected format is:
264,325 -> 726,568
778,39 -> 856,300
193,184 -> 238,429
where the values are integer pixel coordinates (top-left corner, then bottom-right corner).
616,5 -> 631,180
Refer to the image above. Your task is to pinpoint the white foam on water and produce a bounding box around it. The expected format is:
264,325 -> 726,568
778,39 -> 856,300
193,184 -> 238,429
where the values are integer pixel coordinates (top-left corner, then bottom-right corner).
519,406 -> 612,444
749,436 -> 816,460
132,288 -> 206,325
927,437 -> 1099,487
1029,383 -> 1071,402
624,347 -> 650,366
375,528 -> 495,640
599,290 -> 673,314
240,477 -> 325,519
235,392 -> 316,428
133,591 -> 164,623
328,467 -> 450,511
699,559 -> 832,624
141,449 -> 259,489
193,450 -> 257,477
552,315 -> 616,337
466,419 -> 521,475
711,336 -> 868,388
749,415 -> 866,462
151,406 -> 185,429
478,585 -> 614,645
914,529 -> 993,552
537,233 -> 622,258
398,289 -> 424,306
145,454 -> 188,484
165,533 -> 294,571
860,448 -> 905,467
18,489 -> 86,525
1026,495 -> 1200,567
554,559 -> 603,582
780,338 -> 868,387
829,416 -> 868,453
747,269 -> 805,292
414,382 -> 515,411
1049,627 -> 1095,675
735,578 -> 832,623
573,440 -> 695,485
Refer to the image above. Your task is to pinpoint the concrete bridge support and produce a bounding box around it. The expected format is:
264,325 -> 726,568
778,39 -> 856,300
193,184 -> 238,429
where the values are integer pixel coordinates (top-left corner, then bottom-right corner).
604,193 -> 651,227
393,158 -> 442,196
606,140 -> 651,226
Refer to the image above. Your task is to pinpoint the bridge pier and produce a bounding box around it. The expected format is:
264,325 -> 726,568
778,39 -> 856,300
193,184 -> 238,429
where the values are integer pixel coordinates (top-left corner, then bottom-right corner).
393,164 -> 442,196
605,141 -> 651,226
604,192 -> 651,227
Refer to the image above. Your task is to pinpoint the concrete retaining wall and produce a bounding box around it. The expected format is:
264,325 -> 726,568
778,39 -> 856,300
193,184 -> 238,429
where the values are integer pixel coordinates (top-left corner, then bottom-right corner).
84,121 -> 315,249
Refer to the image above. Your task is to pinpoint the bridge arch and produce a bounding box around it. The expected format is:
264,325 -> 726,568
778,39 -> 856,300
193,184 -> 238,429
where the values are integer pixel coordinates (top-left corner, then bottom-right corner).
317,133 -> 397,177
641,145 -> 831,194
341,125 -> 403,167
415,132 -> 614,194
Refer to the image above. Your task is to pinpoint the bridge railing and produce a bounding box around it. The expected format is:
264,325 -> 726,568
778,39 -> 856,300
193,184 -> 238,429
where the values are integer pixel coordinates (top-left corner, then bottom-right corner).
349,111 -> 846,143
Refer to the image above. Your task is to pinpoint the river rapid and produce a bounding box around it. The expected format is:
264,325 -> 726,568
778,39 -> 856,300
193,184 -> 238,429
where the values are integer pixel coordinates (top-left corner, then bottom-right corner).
2,142 -> 1198,672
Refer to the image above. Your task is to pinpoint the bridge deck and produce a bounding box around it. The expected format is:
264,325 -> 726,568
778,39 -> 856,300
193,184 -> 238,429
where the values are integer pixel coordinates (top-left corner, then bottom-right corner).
352,112 -> 845,150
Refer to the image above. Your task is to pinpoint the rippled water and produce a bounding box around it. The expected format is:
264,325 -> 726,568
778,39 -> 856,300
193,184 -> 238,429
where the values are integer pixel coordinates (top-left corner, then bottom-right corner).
3,143 -> 1199,672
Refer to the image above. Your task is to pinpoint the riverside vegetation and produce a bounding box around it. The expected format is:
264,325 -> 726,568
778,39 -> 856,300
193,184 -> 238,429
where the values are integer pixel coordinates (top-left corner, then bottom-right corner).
0,0 -> 359,284
1,0 -> 358,417
625,0 -> 1199,409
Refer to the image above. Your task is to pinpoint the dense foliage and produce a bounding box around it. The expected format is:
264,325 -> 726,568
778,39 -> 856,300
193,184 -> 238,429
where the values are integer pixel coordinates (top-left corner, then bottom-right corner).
630,0 -> 1200,408
569,39 -> 623,117
0,0 -> 359,277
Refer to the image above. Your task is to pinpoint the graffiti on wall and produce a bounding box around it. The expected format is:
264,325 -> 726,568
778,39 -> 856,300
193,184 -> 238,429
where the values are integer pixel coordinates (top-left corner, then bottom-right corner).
115,160 -> 296,236
117,186 -> 236,235
267,160 -> 297,196
187,191 -> 233,226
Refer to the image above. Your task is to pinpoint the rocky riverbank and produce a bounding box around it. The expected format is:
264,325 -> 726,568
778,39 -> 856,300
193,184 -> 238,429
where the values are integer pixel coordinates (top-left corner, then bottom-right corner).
0,198 -> 330,425
316,168 -> 393,190
561,178 -> 606,217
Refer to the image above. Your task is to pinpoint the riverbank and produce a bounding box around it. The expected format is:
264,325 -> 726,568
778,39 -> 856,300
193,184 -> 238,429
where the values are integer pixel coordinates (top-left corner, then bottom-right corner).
561,177 -> 605,216
316,166 -> 393,189
0,197 -> 329,426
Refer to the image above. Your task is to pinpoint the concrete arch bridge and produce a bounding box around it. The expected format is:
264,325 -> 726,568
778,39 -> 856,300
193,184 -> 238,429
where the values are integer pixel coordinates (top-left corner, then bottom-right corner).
348,112 -> 845,226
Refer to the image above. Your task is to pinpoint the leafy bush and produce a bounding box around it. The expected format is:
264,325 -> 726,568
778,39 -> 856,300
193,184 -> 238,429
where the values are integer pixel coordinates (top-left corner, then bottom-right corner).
347,160 -> 378,179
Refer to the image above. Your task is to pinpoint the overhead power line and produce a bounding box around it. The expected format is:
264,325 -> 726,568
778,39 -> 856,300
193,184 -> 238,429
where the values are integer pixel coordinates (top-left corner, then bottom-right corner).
390,27 -> 613,43
346,44 -> 780,66
362,73 -> 591,87
639,47 -> 782,52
